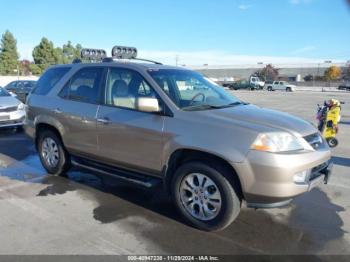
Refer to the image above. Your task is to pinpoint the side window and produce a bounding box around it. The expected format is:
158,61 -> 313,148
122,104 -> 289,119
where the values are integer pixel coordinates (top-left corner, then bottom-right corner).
59,67 -> 103,104
6,81 -> 17,89
24,81 -> 34,88
279,82 -> 284,85
33,67 -> 71,95
17,82 -> 24,88
104,68 -> 158,111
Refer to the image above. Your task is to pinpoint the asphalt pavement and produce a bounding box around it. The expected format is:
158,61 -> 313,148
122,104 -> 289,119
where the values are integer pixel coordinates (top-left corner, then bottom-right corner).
0,90 -> 349,255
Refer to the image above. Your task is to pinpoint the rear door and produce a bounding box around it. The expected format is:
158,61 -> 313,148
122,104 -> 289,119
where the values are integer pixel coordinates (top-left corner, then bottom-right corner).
55,67 -> 105,156
96,67 -> 165,175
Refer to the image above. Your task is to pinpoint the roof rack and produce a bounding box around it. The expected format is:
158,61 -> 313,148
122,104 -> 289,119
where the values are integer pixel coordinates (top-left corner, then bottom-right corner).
102,57 -> 162,65
79,46 -> 163,65
81,48 -> 107,61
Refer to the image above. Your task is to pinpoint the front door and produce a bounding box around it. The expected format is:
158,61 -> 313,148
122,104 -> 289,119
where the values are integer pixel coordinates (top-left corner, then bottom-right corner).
96,67 -> 165,175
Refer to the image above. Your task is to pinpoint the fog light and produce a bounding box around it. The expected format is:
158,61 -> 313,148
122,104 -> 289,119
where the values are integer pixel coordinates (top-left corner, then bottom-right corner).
293,170 -> 310,184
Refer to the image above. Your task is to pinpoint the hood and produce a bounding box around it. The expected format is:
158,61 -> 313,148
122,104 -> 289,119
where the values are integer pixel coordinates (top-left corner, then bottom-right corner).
0,96 -> 21,108
202,104 -> 316,137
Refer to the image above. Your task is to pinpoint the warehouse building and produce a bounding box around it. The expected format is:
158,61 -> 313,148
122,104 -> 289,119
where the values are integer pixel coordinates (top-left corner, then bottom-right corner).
190,62 -> 348,83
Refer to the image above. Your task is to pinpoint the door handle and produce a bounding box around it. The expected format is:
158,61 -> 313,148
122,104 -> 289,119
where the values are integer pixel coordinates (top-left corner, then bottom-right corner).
52,108 -> 62,114
97,117 -> 111,125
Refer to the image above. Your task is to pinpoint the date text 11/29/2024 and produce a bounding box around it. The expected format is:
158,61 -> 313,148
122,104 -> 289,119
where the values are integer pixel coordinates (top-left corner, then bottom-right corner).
127,255 -> 220,261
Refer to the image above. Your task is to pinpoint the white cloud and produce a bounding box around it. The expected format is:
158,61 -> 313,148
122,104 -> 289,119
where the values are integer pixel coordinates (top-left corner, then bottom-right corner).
291,45 -> 316,55
289,0 -> 313,5
238,4 -> 251,10
138,50 -> 340,66
18,45 -> 343,66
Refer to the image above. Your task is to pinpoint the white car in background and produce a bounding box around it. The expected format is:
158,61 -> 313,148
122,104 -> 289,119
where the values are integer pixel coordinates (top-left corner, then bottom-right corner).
0,87 -> 25,128
250,76 -> 265,89
266,81 -> 296,92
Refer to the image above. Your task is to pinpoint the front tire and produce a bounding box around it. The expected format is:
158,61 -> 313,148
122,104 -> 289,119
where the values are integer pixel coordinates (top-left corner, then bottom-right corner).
327,137 -> 338,148
171,162 -> 241,231
286,87 -> 292,92
267,86 -> 272,91
38,130 -> 71,175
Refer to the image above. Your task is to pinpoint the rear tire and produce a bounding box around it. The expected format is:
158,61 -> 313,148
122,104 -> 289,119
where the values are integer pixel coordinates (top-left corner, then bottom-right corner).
171,161 -> 241,231
37,130 -> 71,175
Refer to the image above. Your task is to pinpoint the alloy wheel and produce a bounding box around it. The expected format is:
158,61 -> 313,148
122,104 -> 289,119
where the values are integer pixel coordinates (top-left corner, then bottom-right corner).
179,173 -> 222,221
41,137 -> 60,168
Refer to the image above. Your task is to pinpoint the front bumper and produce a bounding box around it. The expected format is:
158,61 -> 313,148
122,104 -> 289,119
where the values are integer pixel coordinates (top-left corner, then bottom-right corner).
233,148 -> 332,207
0,110 -> 25,128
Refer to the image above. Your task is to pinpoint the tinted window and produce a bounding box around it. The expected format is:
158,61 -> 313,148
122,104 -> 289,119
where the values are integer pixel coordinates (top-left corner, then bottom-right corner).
104,68 -> 157,110
6,81 -> 17,89
23,81 -> 36,88
59,67 -> 103,104
33,67 -> 71,95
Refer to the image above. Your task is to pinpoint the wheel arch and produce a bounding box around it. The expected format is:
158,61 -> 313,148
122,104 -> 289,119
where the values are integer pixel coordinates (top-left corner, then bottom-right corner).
35,122 -> 64,150
163,148 -> 244,200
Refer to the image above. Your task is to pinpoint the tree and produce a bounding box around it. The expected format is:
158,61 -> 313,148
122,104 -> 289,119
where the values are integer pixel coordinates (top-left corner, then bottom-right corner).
19,60 -> 31,76
28,63 -> 41,75
324,65 -> 341,81
32,37 -> 61,73
31,39 -> 83,74
62,41 -> 82,63
254,64 -> 279,81
0,30 -> 19,75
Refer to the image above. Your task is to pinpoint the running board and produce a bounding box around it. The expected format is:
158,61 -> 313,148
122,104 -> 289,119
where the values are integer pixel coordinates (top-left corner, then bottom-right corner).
71,160 -> 161,188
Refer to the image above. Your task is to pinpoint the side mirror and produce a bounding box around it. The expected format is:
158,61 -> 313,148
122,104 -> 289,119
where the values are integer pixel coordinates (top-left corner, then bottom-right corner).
137,97 -> 161,113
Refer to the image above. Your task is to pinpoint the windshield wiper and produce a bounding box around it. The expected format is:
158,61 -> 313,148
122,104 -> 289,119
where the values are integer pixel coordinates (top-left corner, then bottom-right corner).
211,101 -> 248,109
183,104 -> 218,111
183,102 -> 247,111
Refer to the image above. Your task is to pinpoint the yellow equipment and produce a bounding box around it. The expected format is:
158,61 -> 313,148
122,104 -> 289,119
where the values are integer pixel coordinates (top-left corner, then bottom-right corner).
318,99 -> 341,148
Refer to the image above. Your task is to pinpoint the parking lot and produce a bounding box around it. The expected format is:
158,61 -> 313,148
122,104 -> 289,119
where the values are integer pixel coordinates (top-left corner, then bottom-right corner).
0,90 -> 349,255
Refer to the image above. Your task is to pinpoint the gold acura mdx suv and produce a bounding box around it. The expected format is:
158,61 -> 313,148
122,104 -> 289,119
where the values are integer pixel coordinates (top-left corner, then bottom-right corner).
25,47 -> 332,231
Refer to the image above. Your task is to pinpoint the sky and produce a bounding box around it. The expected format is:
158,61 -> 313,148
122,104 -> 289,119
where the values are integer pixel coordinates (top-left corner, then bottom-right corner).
0,0 -> 349,65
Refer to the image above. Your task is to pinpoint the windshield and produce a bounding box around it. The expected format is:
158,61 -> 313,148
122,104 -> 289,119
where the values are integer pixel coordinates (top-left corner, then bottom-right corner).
148,69 -> 242,110
0,88 -> 11,97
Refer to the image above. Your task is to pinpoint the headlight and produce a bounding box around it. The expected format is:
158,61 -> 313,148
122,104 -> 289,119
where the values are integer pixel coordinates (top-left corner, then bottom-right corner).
17,103 -> 25,110
251,132 -> 306,152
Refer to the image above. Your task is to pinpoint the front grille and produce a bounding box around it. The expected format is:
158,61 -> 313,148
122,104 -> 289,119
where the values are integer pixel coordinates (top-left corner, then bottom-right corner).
0,106 -> 17,113
304,133 -> 325,150
309,161 -> 329,181
0,119 -> 23,126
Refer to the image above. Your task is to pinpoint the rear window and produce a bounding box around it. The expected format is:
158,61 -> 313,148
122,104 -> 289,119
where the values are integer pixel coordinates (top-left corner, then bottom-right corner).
33,67 -> 71,95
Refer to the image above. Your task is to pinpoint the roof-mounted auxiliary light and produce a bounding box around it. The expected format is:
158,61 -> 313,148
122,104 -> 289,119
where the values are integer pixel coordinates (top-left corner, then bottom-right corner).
81,48 -> 107,60
112,46 -> 138,59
